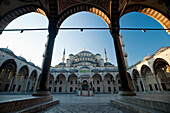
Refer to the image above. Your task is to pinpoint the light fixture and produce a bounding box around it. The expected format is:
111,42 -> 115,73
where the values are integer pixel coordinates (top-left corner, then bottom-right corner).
20,30 -> 24,33
142,29 -> 146,32
80,28 -> 83,32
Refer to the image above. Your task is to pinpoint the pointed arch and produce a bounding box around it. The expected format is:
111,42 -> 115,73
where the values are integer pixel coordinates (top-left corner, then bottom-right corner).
0,5 -> 47,34
122,5 -> 170,35
58,4 -> 111,28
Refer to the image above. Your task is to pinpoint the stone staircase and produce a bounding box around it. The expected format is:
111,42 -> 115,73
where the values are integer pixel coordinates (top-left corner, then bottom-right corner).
110,96 -> 170,113
0,96 -> 59,113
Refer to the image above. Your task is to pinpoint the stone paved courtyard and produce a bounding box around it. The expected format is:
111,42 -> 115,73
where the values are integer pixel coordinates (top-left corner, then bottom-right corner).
37,94 -> 132,113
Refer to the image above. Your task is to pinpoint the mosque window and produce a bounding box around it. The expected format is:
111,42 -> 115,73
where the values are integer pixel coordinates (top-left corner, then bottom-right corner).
54,87 -> 57,92
59,87 -> 62,92
70,81 -> 73,84
108,80 -> 110,84
118,80 -> 120,84
108,87 -> 111,92
154,84 -> 158,91
60,81 -> 62,84
97,80 -> 100,84
149,84 -> 153,91
49,80 -> 52,84
70,87 -> 73,92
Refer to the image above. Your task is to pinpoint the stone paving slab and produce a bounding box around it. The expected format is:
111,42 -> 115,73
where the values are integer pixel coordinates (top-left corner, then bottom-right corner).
37,103 -> 132,113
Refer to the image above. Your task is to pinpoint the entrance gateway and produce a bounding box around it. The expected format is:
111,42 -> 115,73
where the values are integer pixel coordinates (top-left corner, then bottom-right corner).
77,66 -> 93,96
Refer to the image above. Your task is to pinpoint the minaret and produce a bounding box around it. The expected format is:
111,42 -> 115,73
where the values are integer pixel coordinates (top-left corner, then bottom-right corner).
104,48 -> 108,62
119,33 -> 128,68
62,48 -> 65,62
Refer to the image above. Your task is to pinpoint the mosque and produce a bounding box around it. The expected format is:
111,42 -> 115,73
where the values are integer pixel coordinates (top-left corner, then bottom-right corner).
0,35 -> 169,95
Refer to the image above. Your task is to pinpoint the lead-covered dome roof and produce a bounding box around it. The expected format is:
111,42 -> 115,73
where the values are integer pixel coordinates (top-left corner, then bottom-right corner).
0,48 -> 15,55
17,56 -> 27,62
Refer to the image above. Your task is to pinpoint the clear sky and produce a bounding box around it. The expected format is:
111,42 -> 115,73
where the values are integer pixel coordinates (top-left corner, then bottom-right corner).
0,11 -> 169,67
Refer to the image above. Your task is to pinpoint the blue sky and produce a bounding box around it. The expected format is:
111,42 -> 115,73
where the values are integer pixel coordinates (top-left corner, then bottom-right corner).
0,12 -> 169,67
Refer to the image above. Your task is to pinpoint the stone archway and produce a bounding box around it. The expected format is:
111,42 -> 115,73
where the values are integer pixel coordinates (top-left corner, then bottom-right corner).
127,72 -> 134,91
0,5 -> 47,34
14,65 -> 29,92
48,74 -> 54,92
58,4 -> 111,27
92,74 -> 102,93
132,69 -> 140,91
56,74 -> 66,93
0,59 -> 17,92
67,74 -> 78,93
28,70 -> 37,92
141,65 -> 158,91
104,73 -> 114,93
153,58 -> 170,91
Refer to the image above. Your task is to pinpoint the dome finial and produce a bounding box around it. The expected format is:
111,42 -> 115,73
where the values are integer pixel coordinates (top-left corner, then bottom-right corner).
84,47 -> 86,51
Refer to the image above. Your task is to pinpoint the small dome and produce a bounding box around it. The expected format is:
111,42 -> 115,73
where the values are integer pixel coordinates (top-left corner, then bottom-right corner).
91,68 -> 101,72
58,62 -> 65,66
155,47 -> 169,55
112,68 -> 118,72
80,66 -> 90,69
96,53 -> 101,56
17,56 -> 27,62
69,69 -> 78,72
50,69 -> 57,72
0,48 -> 15,55
28,62 -> 35,66
69,54 -> 74,56
57,69 -> 68,73
36,66 -> 41,70
102,68 -> 112,72
104,62 -> 113,66
143,55 -> 152,60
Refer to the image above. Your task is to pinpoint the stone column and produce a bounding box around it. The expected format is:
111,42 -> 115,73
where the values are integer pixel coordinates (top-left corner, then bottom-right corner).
154,74 -> 162,91
33,21 -> 57,96
33,79 -> 38,92
102,80 -> 105,93
65,80 -> 67,93
22,77 -> 29,92
110,32 -> 136,96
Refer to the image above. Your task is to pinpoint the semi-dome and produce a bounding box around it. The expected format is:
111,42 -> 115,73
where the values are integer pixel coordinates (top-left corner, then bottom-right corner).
28,62 -> 35,66
36,66 -> 41,70
73,60 -> 96,64
58,62 -> 65,66
102,68 -> 112,72
80,66 -> 90,69
57,69 -> 68,73
112,68 -> 118,72
96,53 -> 101,56
91,68 -> 101,72
69,69 -> 78,72
104,62 -> 113,66
143,55 -> 152,60
0,48 -> 15,55
69,54 -> 74,56
17,56 -> 27,62
50,68 -> 57,72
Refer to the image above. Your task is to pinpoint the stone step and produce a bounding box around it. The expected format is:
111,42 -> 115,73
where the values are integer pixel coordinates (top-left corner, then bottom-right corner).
13,100 -> 60,113
110,100 -> 164,113
0,96 -> 53,113
117,96 -> 170,112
